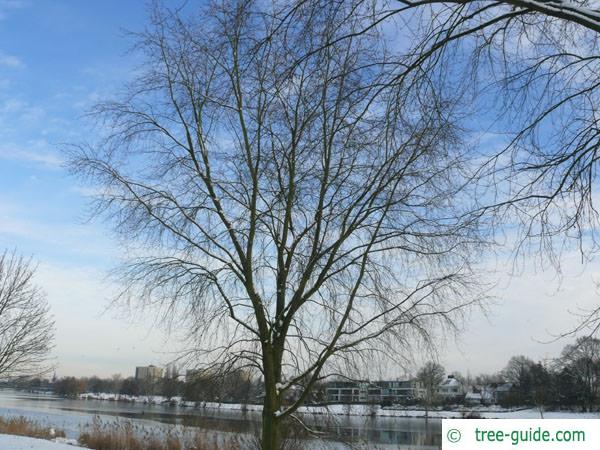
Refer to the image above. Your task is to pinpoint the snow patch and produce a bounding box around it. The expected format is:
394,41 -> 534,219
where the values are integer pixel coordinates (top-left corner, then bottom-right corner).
0,434 -> 85,449
78,393 -> 600,419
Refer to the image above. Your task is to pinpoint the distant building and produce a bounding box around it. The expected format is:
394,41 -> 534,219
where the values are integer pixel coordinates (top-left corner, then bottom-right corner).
135,365 -> 163,380
491,382 -> 513,404
465,383 -> 514,405
438,375 -> 463,399
326,379 -> 422,404
464,391 -> 482,405
375,380 -> 424,403
326,381 -> 367,403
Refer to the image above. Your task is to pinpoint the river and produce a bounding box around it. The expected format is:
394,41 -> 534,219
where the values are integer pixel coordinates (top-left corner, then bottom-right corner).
0,389 -> 442,449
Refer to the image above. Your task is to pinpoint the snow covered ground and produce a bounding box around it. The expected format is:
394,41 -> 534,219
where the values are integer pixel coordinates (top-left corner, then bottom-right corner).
0,434 -> 83,449
297,404 -> 600,419
78,392 -> 600,419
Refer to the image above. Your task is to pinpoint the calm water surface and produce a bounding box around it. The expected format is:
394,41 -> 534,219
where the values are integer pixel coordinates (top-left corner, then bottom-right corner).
0,389 -> 441,449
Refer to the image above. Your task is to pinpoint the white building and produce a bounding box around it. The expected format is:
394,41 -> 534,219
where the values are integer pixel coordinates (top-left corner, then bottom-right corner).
438,375 -> 463,398
326,380 -> 422,404
464,391 -> 482,405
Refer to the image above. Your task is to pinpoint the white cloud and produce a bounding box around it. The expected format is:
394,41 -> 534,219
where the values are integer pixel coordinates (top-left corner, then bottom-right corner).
0,52 -> 23,68
0,98 -> 26,112
0,196 -> 175,377
0,0 -> 27,21
0,145 -> 63,168
0,215 -> 117,262
441,251 -> 600,375
1,100 -> 44,121
35,262 -> 174,377
0,99 -> 47,137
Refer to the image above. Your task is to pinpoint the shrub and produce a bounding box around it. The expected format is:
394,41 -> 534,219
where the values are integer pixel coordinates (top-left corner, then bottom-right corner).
0,416 -> 66,440
78,416 -> 244,450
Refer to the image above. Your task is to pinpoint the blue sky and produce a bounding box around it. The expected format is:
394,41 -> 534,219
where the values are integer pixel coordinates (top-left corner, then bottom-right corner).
0,0 -> 148,268
0,0 -> 176,378
0,0 -> 598,379
0,0 -> 155,273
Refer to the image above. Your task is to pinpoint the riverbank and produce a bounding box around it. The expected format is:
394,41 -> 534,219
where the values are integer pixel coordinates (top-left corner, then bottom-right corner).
0,434 -> 82,449
79,393 -> 600,419
0,389 -> 443,449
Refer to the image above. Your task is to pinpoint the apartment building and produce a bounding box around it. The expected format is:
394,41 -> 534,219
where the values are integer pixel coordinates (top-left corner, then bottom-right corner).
135,365 -> 164,380
326,379 -> 423,404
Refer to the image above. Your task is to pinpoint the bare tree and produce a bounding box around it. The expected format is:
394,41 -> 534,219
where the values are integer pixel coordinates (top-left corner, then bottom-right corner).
559,336 -> 600,411
416,361 -> 445,419
0,250 -> 54,379
394,0 -> 600,253
277,0 -> 600,334
70,2 -> 485,448
502,355 -> 535,386
529,361 -> 552,417
287,0 -> 600,251
393,1 -> 600,339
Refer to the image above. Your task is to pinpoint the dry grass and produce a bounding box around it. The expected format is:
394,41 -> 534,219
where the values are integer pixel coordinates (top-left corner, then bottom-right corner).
78,417 -> 245,450
0,415 -> 66,440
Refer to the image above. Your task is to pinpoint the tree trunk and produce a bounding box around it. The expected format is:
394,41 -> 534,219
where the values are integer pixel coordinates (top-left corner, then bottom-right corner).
261,348 -> 282,450
261,408 -> 281,450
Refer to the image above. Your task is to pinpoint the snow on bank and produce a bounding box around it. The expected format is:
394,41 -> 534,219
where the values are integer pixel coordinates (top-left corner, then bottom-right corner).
0,434 -> 83,449
296,404 -> 600,419
79,392 -> 264,411
78,393 -> 600,419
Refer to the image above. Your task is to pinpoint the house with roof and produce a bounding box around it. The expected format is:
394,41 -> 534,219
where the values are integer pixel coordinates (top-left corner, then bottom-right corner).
492,382 -> 514,403
464,382 -> 514,405
464,390 -> 482,405
437,375 -> 464,400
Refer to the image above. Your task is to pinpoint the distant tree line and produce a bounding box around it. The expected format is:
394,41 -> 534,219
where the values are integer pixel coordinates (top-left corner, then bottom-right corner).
10,336 -> 600,412
497,337 -> 600,412
415,336 -> 600,412
47,369 -> 262,404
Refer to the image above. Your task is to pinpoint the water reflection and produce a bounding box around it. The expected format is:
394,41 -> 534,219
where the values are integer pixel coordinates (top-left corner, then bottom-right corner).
304,415 -> 441,447
0,389 -> 442,448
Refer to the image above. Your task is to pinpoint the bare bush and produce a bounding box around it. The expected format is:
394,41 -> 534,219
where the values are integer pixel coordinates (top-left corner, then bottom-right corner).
0,250 -> 54,379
